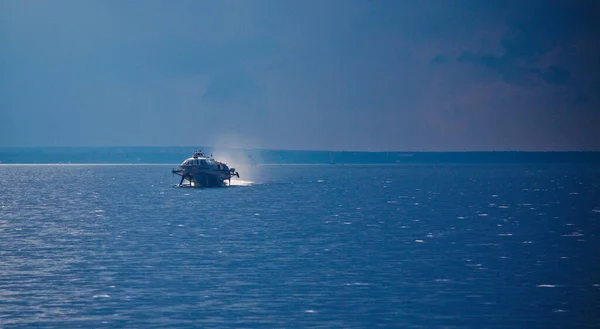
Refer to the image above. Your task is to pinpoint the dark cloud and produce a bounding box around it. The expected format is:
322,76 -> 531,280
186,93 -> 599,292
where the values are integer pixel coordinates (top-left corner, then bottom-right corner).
541,66 -> 571,85
456,51 -> 572,86
430,54 -> 448,64
457,52 -> 502,69
430,0 -> 599,109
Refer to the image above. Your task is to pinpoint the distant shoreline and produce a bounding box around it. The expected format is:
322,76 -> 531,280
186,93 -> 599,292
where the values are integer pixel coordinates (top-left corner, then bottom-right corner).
1,147 -> 599,165
1,146 -> 599,153
1,163 -> 597,167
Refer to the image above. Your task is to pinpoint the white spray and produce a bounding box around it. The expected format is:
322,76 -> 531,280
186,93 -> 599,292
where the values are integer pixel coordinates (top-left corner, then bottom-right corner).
210,132 -> 263,185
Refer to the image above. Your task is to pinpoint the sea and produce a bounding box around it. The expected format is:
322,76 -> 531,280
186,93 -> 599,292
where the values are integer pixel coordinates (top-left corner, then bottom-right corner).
1,148 -> 599,328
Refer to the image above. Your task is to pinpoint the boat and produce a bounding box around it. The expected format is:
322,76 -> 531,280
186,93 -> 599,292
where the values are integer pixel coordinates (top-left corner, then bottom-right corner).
171,150 -> 239,187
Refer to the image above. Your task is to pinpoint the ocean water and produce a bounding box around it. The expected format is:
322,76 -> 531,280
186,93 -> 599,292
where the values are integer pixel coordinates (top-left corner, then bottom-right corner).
1,163 -> 599,328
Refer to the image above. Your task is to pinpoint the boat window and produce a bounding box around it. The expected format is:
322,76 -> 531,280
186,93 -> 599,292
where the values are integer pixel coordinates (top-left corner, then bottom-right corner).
201,160 -> 207,166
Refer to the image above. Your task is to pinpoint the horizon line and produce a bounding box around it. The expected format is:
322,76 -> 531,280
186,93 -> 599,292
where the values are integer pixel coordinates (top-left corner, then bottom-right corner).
0,146 -> 599,153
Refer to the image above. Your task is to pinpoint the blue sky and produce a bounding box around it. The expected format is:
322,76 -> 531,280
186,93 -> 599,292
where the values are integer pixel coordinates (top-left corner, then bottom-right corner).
1,0 -> 599,151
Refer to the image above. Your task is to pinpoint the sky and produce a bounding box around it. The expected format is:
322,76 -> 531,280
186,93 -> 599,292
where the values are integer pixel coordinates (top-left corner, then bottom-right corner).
1,0 -> 599,151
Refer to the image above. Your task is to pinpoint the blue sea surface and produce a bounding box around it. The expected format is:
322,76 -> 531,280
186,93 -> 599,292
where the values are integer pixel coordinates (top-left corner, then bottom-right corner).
1,163 -> 599,328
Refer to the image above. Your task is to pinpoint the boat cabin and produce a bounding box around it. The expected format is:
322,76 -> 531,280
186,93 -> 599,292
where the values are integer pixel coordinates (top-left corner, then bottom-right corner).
182,158 -> 209,166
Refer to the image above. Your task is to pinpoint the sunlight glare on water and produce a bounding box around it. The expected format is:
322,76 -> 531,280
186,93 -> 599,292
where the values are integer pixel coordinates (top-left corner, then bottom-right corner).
0,163 -> 599,328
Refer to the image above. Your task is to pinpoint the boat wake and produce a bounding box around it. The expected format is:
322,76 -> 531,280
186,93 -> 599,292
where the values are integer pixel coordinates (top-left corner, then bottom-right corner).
173,179 -> 254,188
227,179 -> 254,186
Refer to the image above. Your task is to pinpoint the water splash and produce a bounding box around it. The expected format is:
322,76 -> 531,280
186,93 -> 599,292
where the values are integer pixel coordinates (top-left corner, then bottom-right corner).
227,179 -> 254,186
